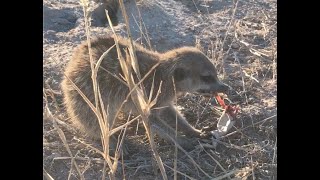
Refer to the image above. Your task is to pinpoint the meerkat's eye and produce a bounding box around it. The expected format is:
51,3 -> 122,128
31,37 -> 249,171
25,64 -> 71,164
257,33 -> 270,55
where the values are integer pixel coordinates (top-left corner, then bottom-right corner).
200,75 -> 216,83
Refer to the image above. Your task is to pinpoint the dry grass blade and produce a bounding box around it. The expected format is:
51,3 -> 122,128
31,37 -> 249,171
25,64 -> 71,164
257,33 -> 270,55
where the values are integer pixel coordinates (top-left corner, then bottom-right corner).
109,60 -> 160,130
272,136 -> 277,164
213,167 -> 252,180
233,52 -> 248,105
272,50 -> 277,81
97,86 -> 109,146
109,115 -> 141,136
80,0 -> 100,110
148,71 -> 156,103
112,111 -> 131,173
53,120 -> 84,180
54,156 -> 105,163
43,168 -> 54,180
97,86 -> 114,177
63,72 -> 110,158
98,65 -> 128,86
163,164 -> 196,180
133,0 -> 152,49
218,0 -> 239,75
172,77 -> 178,180
162,131 -> 213,179
119,0 -> 141,80
73,138 -> 104,156
44,99 -> 84,180
68,157 -> 76,180
131,12 -> 152,50
63,74 -> 103,130
81,5 -> 111,171
149,81 -> 163,108
207,150 -> 231,180
250,156 -> 256,180
78,1 -> 118,179
95,44 -> 116,73
107,1 -> 168,178
121,152 -> 126,180
81,5 -> 112,173
141,120 -> 167,178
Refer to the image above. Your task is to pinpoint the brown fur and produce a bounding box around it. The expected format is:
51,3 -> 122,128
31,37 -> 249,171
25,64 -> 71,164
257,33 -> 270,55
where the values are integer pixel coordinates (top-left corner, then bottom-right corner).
61,35 -> 229,150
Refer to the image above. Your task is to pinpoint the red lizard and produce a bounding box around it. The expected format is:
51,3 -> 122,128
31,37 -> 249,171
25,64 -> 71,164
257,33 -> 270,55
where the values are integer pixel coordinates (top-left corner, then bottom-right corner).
215,95 -> 239,118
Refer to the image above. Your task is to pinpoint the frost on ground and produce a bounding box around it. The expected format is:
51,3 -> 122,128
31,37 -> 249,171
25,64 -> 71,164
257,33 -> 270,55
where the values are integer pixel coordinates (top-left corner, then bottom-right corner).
43,0 -> 277,179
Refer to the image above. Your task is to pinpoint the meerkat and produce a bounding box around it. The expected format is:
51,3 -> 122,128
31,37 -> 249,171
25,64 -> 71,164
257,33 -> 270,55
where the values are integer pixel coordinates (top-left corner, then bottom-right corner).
61,36 -> 229,150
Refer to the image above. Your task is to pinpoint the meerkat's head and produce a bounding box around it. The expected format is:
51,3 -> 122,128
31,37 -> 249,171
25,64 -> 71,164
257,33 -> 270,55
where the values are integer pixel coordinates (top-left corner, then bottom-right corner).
171,47 -> 229,95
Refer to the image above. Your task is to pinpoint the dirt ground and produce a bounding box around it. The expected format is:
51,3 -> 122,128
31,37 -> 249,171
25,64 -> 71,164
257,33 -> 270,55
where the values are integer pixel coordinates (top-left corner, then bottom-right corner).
43,0 -> 277,179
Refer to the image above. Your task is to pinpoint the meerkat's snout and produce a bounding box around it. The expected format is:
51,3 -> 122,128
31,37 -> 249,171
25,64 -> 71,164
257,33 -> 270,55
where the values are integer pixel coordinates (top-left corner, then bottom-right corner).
196,80 -> 229,95
214,81 -> 230,94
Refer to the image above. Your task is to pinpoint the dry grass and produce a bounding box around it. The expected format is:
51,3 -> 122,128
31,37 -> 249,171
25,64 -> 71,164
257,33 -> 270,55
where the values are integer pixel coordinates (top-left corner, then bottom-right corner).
43,0 -> 277,179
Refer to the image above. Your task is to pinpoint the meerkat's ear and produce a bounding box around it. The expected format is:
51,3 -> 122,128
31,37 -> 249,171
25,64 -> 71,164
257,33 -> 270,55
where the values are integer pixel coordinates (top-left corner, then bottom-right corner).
174,68 -> 186,81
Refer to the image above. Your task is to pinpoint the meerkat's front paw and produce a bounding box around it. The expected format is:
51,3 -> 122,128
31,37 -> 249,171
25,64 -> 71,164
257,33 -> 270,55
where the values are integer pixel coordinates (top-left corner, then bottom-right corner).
199,131 -> 211,138
199,127 -> 215,139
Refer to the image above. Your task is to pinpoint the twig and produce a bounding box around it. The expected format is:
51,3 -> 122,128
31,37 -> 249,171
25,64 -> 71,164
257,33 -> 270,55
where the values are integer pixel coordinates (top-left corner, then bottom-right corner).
213,167 -> 252,180
205,149 -> 231,180
163,163 -> 196,180
43,168 -> 54,180
272,136 -> 277,164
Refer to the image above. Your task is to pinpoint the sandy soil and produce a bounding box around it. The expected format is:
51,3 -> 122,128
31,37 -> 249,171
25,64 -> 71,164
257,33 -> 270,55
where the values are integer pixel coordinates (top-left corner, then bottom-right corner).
43,0 -> 277,179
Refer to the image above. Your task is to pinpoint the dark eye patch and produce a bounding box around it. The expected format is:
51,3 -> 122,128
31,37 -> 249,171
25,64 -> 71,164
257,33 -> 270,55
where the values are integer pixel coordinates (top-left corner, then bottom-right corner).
200,75 -> 216,83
